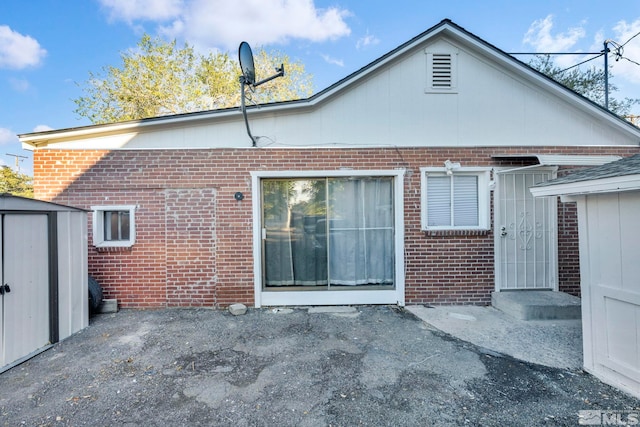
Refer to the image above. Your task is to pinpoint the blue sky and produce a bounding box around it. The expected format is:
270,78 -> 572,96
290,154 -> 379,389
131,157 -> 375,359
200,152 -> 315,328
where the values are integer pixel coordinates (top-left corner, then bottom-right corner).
1,0 -> 639,175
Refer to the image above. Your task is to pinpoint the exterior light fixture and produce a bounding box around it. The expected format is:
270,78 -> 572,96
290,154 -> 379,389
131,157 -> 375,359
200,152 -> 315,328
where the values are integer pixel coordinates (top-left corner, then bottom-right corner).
444,159 -> 461,175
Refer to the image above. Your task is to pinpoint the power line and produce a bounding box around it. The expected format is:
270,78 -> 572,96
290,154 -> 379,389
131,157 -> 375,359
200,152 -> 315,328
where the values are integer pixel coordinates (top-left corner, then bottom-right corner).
621,30 -> 640,47
607,39 -> 640,67
510,40 -> 639,112
5,153 -> 28,173
558,53 -> 604,73
508,52 -> 601,55
620,56 -> 640,67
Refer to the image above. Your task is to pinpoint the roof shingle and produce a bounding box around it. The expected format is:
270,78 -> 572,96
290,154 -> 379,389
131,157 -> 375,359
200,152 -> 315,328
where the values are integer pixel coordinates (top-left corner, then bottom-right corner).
535,153 -> 640,188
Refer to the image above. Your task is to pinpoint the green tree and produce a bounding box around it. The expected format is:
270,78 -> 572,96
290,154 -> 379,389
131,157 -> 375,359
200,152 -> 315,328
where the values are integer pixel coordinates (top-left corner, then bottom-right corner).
74,34 -> 313,124
0,166 -> 33,198
529,55 -> 639,116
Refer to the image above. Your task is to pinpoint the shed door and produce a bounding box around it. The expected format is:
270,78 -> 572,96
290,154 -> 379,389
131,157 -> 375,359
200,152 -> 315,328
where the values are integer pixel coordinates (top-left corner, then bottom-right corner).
495,170 -> 557,290
0,214 -> 50,368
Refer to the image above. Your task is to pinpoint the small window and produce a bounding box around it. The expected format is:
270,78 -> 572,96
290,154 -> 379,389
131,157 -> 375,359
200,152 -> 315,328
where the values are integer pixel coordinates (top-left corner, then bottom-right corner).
420,168 -> 490,230
92,205 -> 136,247
425,51 -> 458,93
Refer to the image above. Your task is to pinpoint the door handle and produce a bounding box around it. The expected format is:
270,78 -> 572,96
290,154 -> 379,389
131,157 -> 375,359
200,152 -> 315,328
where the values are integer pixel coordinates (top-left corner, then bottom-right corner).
500,226 -> 507,237
0,284 -> 10,295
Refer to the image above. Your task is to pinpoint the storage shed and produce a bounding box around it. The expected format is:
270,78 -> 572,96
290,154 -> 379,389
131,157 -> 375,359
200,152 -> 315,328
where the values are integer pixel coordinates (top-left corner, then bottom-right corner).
0,194 -> 88,372
531,153 -> 640,399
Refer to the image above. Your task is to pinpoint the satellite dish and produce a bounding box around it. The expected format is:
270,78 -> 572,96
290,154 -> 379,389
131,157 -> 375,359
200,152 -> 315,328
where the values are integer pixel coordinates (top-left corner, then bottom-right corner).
238,41 -> 255,86
237,41 -> 285,147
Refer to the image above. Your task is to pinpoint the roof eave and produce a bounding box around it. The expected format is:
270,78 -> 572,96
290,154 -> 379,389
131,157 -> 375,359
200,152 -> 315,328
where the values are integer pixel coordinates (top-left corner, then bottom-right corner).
530,174 -> 640,197
19,99 -> 310,148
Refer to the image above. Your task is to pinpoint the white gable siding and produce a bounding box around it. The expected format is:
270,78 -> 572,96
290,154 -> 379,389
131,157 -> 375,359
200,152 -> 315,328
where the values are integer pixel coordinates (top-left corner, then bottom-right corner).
26,32 -> 639,152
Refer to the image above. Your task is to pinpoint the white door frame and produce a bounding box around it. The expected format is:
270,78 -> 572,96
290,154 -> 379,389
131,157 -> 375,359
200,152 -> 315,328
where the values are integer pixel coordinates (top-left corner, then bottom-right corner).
251,169 -> 405,307
494,166 -> 559,291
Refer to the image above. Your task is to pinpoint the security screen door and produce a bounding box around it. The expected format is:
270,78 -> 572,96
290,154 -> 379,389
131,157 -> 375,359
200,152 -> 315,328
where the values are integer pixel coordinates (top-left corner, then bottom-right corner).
495,170 -> 557,290
262,177 -> 395,290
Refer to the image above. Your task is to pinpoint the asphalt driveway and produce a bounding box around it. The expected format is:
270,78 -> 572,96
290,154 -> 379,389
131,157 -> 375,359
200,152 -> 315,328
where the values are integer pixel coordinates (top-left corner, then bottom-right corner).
1,306 -> 638,426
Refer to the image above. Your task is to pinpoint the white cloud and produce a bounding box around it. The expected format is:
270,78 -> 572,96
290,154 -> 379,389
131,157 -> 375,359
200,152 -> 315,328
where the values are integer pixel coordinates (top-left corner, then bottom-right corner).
33,125 -> 53,132
9,77 -> 30,92
611,18 -> 640,84
590,29 -> 605,52
321,54 -> 344,67
0,25 -> 47,69
0,128 -> 17,146
101,0 -> 351,51
356,33 -> 380,50
523,15 -> 587,68
99,0 -> 184,23
524,15 -> 586,52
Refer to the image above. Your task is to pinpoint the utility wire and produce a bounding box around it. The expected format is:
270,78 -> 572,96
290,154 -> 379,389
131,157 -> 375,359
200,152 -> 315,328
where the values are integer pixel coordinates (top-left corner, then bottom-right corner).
621,30 -> 640,47
621,56 -> 640,67
558,53 -> 604,73
508,52 -> 601,55
510,41 -> 640,84
606,39 -> 640,67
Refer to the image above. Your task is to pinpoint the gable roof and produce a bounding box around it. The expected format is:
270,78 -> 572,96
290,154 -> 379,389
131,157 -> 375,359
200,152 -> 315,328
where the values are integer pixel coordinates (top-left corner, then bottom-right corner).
19,19 -> 640,148
530,153 -> 640,197
313,19 -> 635,131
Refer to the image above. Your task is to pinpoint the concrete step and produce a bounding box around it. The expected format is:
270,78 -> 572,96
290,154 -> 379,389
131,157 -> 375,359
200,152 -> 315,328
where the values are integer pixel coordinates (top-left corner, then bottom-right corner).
491,291 -> 581,321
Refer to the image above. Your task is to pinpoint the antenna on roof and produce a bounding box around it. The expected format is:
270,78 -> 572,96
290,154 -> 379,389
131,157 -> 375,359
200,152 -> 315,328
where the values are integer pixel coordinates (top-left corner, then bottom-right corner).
238,41 -> 285,147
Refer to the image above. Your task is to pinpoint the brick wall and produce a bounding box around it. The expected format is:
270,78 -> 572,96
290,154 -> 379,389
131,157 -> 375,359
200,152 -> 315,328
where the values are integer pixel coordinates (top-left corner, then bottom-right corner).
33,146 -> 639,308
165,188 -> 217,306
557,201 -> 581,297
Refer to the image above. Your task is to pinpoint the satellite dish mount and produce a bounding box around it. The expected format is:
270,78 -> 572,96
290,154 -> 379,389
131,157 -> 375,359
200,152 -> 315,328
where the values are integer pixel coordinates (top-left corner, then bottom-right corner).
238,41 -> 285,146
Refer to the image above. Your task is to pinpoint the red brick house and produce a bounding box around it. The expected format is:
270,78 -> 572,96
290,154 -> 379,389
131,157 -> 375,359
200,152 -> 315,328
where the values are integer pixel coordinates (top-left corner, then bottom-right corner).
19,19 -> 640,309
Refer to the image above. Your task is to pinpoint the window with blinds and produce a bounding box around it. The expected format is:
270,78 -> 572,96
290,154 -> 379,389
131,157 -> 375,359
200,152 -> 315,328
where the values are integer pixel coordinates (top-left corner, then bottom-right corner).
426,175 -> 478,227
420,168 -> 491,230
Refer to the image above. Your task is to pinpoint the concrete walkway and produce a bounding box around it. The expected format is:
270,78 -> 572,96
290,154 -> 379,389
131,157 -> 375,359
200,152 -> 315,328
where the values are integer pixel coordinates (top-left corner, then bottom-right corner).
406,305 -> 583,369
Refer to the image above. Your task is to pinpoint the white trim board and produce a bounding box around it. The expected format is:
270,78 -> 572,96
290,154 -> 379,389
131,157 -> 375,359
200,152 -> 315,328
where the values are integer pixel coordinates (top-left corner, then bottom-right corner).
531,175 -> 640,198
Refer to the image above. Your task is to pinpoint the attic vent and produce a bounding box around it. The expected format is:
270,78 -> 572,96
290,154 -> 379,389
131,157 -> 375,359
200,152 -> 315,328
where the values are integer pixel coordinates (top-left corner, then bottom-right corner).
425,50 -> 458,93
431,54 -> 452,88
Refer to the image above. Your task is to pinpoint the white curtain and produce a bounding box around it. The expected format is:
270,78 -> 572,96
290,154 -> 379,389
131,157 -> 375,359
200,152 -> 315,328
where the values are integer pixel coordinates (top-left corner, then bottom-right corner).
263,177 -> 394,288
328,178 -> 394,285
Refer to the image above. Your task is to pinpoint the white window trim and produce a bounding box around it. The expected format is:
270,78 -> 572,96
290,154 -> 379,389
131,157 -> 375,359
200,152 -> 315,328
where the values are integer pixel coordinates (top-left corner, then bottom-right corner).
91,205 -> 136,248
420,167 -> 491,231
251,169 -> 405,308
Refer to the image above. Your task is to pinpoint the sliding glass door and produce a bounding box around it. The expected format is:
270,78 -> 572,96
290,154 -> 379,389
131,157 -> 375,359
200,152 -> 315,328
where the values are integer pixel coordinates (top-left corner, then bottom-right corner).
262,177 -> 395,290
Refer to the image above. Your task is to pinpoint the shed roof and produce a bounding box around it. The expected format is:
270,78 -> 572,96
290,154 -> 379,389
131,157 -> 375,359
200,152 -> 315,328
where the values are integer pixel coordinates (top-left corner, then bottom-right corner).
0,194 -> 87,212
530,154 -> 640,197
